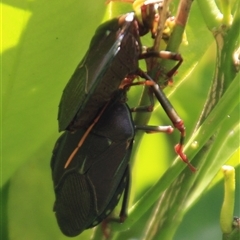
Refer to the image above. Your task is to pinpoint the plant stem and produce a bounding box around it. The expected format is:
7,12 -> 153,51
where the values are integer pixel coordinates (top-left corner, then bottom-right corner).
196,0 -> 223,31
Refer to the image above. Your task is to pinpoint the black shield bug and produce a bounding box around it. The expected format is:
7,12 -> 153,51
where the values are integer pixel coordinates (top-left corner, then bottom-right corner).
51,90 -> 183,237
52,1 -> 197,236
58,1 -> 182,132
52,95 -> 134,236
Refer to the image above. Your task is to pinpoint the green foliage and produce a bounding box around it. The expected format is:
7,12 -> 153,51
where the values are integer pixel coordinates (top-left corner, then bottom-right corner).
1,0 -> 239,240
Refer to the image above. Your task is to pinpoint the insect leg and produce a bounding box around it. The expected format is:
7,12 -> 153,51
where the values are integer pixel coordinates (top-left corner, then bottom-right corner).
139,49 -> 183,79
136,70 -> 197,172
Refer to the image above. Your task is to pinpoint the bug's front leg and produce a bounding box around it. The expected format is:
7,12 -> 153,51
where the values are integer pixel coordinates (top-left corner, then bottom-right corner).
139,47 -> 183,85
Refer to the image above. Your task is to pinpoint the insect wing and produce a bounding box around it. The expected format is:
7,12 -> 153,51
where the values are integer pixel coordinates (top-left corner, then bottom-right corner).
51,129 -> 111,236
58,14 -> 138,131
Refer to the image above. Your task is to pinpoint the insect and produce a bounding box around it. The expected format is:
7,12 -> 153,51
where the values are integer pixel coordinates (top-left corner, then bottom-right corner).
52,92 -> 174,237
52,94 -> 134,236
58,1 -> 182,132
52,0 -> 196,237
58,0 -> 195,171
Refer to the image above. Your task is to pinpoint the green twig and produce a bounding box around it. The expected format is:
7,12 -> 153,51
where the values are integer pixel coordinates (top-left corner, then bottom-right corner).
196,0 -> 223,31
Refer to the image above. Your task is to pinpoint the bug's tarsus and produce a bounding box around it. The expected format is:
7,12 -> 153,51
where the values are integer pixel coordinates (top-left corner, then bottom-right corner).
101,220 -> 111,239
118,165 -> 130,222
175,144 -> 197,172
